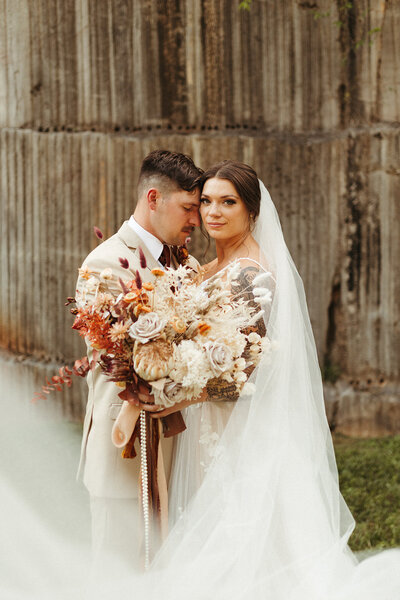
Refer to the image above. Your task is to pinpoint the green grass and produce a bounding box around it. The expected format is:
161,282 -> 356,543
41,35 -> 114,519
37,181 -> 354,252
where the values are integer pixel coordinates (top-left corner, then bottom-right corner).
333,434 -> 400,551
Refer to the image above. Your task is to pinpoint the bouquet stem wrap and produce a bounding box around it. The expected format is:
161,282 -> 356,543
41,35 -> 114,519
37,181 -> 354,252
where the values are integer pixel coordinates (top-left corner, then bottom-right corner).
112,403 -> 181,557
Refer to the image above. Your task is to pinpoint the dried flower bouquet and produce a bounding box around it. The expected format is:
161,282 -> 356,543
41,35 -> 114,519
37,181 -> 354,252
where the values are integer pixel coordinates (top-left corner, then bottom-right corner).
70,259 -> 270,411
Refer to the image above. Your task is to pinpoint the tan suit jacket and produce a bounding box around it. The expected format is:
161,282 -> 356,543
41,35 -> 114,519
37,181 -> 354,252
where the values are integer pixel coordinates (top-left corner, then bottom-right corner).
76,221 -> 199,498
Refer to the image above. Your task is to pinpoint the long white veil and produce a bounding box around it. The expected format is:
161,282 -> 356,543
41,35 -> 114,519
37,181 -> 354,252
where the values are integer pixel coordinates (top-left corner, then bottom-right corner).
1,182 -> 399,599
143,181 -> 400,599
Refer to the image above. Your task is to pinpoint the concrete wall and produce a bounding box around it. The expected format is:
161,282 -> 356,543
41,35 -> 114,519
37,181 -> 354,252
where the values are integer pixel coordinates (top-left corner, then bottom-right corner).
1,1 -> 399,431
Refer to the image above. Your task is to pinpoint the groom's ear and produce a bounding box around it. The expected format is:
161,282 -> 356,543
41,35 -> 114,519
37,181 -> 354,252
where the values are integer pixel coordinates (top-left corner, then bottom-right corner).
146,188 -> 159,211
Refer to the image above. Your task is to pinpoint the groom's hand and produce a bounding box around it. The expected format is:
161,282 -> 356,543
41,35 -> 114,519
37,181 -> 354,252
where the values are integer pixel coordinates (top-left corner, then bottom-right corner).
149,389 -> 208,418
148,400 -> 191,418
134,383 -> 161,412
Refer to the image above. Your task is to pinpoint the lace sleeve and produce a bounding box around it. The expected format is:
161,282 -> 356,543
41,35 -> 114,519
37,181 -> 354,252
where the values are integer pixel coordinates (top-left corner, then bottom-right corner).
206,266 -> 267,403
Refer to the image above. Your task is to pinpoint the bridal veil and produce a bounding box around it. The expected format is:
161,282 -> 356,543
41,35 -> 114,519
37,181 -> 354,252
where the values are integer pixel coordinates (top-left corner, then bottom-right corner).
144,181 -> 400,599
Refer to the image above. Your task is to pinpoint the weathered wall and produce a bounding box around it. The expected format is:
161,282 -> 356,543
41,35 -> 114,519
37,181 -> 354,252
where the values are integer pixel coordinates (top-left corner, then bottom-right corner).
0,1 -> 399,431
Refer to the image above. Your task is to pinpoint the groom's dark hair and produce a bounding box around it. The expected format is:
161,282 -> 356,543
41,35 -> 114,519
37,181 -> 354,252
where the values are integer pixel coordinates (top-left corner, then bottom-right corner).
138,150 -> 202,197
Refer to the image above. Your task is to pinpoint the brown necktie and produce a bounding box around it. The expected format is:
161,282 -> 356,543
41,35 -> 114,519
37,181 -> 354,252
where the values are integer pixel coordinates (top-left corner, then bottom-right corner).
159,244 -> 171,268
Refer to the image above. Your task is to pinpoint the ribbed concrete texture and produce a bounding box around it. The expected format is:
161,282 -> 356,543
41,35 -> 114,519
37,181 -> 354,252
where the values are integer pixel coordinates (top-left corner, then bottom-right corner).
0,1 -> 399,431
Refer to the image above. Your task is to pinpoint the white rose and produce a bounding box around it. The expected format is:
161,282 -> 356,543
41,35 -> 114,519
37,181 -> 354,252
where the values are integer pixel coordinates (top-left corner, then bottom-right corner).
204,341 -> 233,376
129,312 -> 166,344
152,379 -> 184,408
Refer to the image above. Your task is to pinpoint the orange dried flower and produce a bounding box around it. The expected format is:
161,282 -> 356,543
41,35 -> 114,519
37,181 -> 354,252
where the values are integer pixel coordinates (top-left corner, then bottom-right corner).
151,268 -> 165,277
124,292 -> 138,303
72,307 -> 117,352
134,303 -> 152,317
78,266 -> 93,280
198,321 -> 211,335
142,282 -> 154,291
171,318 -> 186,333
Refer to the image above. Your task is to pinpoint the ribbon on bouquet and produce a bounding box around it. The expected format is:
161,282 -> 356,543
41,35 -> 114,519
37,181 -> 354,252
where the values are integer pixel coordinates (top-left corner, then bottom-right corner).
112,399 -> 186,562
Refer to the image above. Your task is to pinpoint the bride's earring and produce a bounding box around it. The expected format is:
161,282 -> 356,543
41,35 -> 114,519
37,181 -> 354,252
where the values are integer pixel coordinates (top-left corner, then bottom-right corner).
249,213 -> 256,232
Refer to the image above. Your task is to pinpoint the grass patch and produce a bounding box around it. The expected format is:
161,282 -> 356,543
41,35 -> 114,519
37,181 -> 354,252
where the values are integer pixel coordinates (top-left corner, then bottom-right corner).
333,434 -> 400,551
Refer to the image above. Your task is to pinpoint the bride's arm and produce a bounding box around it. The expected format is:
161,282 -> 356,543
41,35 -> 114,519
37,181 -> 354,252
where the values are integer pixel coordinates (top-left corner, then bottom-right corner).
206,265 -> 268,403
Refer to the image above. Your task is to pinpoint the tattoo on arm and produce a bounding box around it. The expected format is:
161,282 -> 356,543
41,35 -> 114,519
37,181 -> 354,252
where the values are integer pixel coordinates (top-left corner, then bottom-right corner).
207,266 -> 268,403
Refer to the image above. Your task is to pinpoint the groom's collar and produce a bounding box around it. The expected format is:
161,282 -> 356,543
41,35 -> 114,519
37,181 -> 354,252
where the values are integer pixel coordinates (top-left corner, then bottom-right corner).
127,216 -> 164,263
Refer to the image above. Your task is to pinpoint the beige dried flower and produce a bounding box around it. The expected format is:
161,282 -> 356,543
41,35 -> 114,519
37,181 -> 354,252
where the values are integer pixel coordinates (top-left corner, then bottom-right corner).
171,317 -> 187,333
100,268 -> 113,280
134,339 -> 173,381
109,321 -> 131,342
92,292 -> 114,312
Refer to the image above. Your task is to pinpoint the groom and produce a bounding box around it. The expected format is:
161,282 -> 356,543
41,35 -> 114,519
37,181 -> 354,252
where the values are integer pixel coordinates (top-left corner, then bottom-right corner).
76,150 -> 202,569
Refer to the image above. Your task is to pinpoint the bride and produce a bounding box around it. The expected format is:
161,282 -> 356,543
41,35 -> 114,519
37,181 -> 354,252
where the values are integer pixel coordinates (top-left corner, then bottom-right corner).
144,160 -> 400,599
1,160 -> 399,600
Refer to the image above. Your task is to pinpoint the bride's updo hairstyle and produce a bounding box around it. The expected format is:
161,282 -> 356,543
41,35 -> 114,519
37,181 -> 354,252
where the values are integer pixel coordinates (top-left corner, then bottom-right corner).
199,160 -> 261,222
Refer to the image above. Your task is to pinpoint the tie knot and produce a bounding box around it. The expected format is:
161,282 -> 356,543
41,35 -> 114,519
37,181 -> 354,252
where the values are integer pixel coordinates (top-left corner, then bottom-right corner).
159,244 -> 171,268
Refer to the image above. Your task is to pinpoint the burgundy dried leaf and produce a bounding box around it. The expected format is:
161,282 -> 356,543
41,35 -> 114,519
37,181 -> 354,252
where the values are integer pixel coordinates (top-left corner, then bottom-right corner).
118,384 -> 139,406
119,257 -> 129,269
138,247 -> 147,269
135,270 -> 142,290
72,356 -> 90,378
118,277 -> 128,295
33,358 -> 90,402
94,226 -> 104,240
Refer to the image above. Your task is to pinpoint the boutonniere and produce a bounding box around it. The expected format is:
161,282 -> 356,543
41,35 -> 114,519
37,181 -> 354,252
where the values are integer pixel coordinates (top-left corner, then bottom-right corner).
171,244 -> 189,266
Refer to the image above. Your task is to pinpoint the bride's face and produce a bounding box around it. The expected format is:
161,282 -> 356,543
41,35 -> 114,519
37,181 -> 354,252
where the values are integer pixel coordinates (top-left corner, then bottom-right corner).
200,177 -> 250,241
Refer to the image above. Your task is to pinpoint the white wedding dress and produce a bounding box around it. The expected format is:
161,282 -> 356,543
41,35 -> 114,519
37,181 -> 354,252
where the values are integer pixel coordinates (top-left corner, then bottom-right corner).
1,182 -> 400,599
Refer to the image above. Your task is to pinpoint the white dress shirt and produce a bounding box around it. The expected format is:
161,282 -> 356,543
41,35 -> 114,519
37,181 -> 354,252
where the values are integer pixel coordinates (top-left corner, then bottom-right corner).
127,216 -> 164,265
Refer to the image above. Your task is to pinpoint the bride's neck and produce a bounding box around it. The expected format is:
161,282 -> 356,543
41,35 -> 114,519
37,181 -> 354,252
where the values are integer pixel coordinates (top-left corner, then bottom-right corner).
215,231 -> 252,266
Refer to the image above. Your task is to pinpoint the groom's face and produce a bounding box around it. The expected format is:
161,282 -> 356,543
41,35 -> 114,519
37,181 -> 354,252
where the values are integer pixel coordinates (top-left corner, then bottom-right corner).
152,187 -> 201,246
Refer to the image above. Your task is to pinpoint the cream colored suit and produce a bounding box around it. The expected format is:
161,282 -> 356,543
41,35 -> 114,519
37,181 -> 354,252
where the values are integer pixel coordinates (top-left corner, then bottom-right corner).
76,220 -> 198,500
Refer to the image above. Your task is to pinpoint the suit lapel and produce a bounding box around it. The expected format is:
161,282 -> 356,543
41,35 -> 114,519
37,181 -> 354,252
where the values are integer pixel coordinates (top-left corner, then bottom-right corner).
117,221 -> 160,273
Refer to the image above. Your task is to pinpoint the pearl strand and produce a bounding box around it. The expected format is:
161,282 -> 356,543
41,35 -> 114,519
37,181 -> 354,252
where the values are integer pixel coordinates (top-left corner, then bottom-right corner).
140,410 -> 150,571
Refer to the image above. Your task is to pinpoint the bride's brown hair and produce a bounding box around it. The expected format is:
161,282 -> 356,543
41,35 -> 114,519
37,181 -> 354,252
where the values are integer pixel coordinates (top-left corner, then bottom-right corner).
199,160 -> 261,220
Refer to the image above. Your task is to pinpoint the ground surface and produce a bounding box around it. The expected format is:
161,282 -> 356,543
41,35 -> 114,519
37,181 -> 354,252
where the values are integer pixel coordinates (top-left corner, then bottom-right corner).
334,434 -> 400,551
